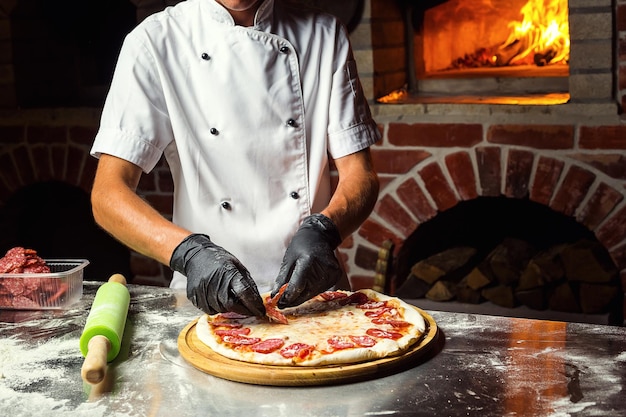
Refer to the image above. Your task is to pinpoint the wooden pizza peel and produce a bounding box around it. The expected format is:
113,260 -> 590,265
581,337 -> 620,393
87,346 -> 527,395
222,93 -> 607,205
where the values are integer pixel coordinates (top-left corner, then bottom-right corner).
177,306 -> 439,386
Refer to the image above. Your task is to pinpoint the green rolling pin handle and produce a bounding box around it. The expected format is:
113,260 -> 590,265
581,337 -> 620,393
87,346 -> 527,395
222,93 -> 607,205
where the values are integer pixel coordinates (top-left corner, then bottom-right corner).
80,274 -> 128,385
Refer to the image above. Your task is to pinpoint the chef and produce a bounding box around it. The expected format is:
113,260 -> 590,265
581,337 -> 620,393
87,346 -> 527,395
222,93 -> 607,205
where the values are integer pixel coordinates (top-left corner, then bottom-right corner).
89,0 -> 380,317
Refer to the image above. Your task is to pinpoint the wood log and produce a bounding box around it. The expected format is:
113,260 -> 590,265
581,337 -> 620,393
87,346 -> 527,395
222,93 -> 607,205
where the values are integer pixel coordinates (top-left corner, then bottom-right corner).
515,287 -> 547,310
465,266 -> 493,290
456,277 -> 484,304
487,238 -> 536,286
373,240 -> 394,293
425,280 -> 456,302
548,283 -> 581,313
560,239 -> 618,284
410,246 -> 477,285
517,244 -> 566,291
481,284 -> 517,308
394,274 -> 431,299
579,283 -> 620,314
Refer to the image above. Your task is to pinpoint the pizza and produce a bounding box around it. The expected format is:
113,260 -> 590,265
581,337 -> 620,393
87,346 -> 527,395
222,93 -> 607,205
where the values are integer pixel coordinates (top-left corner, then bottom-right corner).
195,288 -> 426,367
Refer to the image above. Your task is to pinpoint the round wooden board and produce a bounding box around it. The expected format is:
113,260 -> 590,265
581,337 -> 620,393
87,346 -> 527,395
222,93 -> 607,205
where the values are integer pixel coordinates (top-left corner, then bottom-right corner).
177,307 -> 439,386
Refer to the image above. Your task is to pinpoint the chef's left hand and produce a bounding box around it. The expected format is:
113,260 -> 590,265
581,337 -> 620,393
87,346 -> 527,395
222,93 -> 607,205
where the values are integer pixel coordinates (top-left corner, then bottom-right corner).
271,214 -> 343,308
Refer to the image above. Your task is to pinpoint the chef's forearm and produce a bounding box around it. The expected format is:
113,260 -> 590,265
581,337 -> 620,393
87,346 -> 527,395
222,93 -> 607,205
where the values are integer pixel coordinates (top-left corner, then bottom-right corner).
321,149 -> 379,241
91,155 -> 191,266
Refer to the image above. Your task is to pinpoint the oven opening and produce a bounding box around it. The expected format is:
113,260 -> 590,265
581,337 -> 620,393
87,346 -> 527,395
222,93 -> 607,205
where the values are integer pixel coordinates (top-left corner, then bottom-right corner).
378,0 -> 570,105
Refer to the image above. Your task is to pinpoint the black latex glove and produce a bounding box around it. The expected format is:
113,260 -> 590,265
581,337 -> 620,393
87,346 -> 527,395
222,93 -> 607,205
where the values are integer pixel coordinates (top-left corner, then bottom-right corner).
170,234 -> 265,317
271,214 -> 343,308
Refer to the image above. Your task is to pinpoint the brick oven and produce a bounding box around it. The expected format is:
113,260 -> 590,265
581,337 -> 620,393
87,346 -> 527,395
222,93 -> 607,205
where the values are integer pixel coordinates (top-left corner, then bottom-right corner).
0,0 -> 625,321
344,0 -> 626,324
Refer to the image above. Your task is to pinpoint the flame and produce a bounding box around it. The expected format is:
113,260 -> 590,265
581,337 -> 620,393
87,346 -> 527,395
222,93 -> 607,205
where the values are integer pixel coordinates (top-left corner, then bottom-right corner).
499,0 -> 569,66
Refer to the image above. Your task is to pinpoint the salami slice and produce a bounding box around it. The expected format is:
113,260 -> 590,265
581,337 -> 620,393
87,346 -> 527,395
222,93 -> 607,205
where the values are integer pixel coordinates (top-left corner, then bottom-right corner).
250,338 -> 284,354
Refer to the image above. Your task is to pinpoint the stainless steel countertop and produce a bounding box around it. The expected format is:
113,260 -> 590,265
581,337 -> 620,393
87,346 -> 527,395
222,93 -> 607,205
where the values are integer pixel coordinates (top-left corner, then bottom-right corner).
1,282 -> 625,417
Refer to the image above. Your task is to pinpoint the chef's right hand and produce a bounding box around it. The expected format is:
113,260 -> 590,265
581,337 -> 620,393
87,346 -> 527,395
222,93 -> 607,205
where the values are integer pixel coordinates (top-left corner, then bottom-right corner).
170,234 -> 266,317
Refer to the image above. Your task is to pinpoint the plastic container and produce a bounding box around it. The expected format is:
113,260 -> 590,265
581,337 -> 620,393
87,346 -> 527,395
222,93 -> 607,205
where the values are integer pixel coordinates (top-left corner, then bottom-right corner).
0,259 -> 89,310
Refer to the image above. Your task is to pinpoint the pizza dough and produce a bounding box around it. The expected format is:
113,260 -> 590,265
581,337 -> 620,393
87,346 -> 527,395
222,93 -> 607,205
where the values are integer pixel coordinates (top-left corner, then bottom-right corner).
196,289 -> 426,367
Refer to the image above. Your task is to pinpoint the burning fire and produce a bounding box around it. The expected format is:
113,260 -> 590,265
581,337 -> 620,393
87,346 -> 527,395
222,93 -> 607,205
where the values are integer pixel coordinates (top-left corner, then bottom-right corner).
497,0 -> 570,66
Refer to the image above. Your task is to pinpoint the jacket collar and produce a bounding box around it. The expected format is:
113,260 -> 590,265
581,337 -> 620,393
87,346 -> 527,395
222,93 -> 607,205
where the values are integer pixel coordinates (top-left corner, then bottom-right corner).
203,0 -> 275,28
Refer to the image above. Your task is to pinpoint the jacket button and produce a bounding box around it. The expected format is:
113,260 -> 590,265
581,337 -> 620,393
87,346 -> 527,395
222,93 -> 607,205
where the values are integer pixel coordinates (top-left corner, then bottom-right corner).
290,191 -> 299,199
221,201 -> 231,210
286,118 -> 297,127
210,127 -> 219,135
201,53 -> 211,60
279,46 -> 289,54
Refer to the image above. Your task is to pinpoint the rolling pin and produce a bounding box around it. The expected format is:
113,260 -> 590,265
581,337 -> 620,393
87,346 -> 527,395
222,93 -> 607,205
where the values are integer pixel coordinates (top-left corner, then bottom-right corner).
80,273 -> 130,385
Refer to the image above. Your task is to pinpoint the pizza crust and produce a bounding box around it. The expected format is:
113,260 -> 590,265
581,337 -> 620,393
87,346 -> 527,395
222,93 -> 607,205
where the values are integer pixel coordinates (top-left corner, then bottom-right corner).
196,289 -> 426,367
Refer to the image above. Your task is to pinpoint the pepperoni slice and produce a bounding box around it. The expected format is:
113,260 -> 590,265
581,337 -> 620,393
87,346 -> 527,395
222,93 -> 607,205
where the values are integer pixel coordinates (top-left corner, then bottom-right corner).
214,327 -> 251,337
250,338 -> 285,354
221,335 -> 261,345
265,284 -> 289,324
319,291 -> 348,301
371,318 -> 411,328
364,307 -> 392,318
366,328 -> 403,340
327,336 -> 355,350
280,343 -> 314,360
349,335 -> 377,347
341,292 -> 369,305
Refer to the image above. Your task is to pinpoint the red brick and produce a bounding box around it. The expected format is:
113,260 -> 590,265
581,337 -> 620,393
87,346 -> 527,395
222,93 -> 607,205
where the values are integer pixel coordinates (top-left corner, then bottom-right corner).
339,234 -> 354,250
445,151 -> 478,200
530,156 -> 564,205
577,182 -> 624,230
579,126 -> 626,150
618,4 -> 626,31
419,162 -> 458,211
378,176 -> 395,191
157,170 -> 174,193
388,123 -> 482,147
69,126 -> 98,146
26,126 -> 67,145
504,149 -> 534,199
0,125 -> 25,145
597,205 -> 626,249
550,165 -> 596,217
372,48 -> 405,73
610,244 -> 626,270
350,275 -> 376,291
620,64 -> 626,91
569,153 -> 626,180
358,218 -> 404,250
376,194 -> 418,236
13,146 -> 35,185
396,177 -> 437,222
138,172 -> 157,192
475,146 -> 502,197
31,145 -> 53,182
354,244 -> 379,272
370,21 -> 404,49
145,194 -> 173,216
0,152 -> 20,193
371,0 -> 402,21
80,156 -> 97,192
51,144 -> 68,179
65,146 -> 86,187
370,148 -> 431,175
487,125 -> 574,149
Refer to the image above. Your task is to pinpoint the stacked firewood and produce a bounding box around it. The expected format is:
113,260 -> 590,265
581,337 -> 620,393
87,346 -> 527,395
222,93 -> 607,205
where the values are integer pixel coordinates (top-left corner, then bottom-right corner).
395,238 -> 622,316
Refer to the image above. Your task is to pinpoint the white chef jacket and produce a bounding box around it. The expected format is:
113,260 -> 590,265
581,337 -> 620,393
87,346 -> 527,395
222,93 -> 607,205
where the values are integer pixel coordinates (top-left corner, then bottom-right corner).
90,0 -> 381,293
